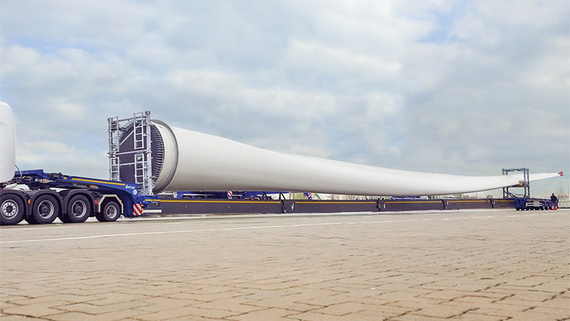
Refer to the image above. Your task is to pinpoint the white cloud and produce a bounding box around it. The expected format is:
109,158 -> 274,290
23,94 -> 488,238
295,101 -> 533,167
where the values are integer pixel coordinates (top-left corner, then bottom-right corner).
285,39 -> 402,81
1,0 -> 567,197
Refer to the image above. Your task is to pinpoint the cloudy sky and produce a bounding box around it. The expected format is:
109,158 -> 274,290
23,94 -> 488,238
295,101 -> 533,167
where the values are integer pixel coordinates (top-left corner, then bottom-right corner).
1,0 -> 568,197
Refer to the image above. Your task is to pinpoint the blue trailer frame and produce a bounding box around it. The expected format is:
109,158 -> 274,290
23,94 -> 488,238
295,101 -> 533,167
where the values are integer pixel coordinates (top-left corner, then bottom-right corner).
513,197 -> 556,211
5,169 -> 154,220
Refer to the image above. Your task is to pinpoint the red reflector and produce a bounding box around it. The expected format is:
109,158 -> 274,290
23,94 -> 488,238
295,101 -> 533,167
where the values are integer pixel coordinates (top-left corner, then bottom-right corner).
94,200 -> 98,205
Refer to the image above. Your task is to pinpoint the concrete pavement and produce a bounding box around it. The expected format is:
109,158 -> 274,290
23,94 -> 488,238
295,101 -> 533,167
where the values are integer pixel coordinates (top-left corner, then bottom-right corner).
1,209 -> 569,320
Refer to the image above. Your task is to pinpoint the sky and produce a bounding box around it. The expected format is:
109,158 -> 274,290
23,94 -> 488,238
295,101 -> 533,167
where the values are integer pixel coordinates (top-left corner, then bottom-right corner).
1,0 -> 568,197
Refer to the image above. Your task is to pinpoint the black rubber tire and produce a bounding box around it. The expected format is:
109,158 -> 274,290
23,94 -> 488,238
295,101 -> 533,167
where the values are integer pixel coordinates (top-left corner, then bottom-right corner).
30,194 -> 59,224
0,194 -> 25,225
96,200 -> 121,222
61,195 -> 91,223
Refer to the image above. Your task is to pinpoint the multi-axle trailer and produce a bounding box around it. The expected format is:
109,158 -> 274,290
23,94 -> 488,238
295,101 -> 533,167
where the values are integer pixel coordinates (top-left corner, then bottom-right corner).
0,104 -> 562,225
0,170 -> 558,226
0,169 -> 148,225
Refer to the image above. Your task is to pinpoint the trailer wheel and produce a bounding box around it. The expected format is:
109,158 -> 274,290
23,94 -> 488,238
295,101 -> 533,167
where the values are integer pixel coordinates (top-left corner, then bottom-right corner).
61,195 -> 91,223
0,195 -> 25,225
29,194 -> 60,224
96,200 -> 121,222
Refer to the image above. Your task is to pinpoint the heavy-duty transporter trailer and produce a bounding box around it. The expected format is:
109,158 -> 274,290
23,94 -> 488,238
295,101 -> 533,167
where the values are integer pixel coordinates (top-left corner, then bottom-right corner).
0,170 -> 558,225
0,105 -> 561,225
1,169 -> 557,226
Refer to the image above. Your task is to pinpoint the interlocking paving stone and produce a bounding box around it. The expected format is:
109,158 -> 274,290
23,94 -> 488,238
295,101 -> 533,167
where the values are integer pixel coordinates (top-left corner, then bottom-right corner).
1,209 -> 568,320
1,302 -> 62,318
227,307 -> 297,321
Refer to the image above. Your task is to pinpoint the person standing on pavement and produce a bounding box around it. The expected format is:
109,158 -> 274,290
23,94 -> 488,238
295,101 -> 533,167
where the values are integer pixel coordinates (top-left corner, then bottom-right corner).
550,193 -> 558,209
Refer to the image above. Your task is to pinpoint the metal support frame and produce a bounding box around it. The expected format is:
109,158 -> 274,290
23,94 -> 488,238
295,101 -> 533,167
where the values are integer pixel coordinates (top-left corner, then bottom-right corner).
108,111 -> 154,195
502,168 -> 530,199
108,117 -> 121,182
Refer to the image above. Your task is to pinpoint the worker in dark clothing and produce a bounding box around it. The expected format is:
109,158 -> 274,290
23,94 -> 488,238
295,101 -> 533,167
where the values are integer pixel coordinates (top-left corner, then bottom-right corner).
550,193 -> 558,209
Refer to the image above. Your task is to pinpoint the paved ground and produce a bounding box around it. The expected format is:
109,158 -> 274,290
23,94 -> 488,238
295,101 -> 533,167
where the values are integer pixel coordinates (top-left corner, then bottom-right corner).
0,209 -> 569,321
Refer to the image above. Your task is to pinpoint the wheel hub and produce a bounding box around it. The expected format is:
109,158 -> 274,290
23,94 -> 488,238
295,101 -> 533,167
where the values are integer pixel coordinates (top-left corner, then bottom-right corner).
38,201 -> 54,218
1,201 -> 17,218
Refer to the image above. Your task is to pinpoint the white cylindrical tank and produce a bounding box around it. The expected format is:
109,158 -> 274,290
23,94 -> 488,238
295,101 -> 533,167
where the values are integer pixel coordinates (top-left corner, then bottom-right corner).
0,102 -> 16,183
142,120 -> 560,196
